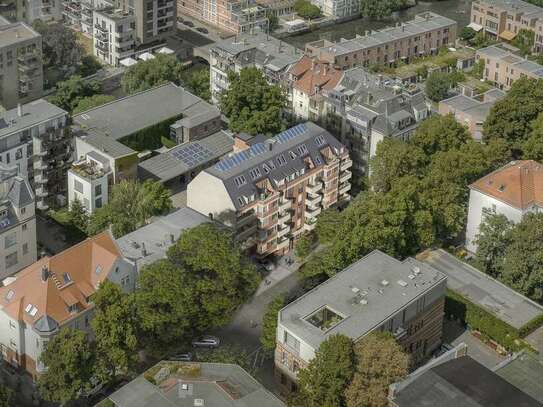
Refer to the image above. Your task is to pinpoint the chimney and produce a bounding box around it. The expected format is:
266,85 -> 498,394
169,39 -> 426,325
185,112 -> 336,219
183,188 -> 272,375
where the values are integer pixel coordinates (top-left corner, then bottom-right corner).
17,103 -> 22,117
41,266 -> 49,282
323,64 -> 328,75
311,58 -> 315,70
141,242 -> 147,257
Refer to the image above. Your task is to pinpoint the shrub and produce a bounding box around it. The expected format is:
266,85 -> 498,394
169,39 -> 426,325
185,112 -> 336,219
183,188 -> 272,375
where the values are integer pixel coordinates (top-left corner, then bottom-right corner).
518,313 -> 543,337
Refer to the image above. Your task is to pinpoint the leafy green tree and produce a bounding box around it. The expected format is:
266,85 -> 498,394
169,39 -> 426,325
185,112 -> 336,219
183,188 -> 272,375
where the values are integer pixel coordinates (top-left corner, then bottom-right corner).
292,334 -> 355,407
315,208 -> 344,245
49,75 -> 102,112
473,209 -> 513,278
78,55 -> 102,77
294,0 -> 322,19
501,213 -> 543,302
523,112 -> 543,161
167,223 -> 260,329
38,328 -> 95,404
260,295 -> 286,354
121,54 -> 184,94
512,28 -> 535,56
69,198 -> 89,232
0,385 -> 12,407
471,58 -> 485,79
411,114 -> 470,156
32,20 -> 83,70
460,26 -> 476,41
345,333 -> 409,407
87,180 -> 172,238
91,281 -> 138,380
73,94 -> 115,114
295,234 -> 313,260
359,0 -> 408,19
425,71 -> 452,102
180,67 -> 211,102
220,67 -> 286,136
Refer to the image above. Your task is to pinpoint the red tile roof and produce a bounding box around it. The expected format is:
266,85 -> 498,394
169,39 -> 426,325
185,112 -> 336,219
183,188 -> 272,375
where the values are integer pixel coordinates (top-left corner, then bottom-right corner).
289,55 -> 343,96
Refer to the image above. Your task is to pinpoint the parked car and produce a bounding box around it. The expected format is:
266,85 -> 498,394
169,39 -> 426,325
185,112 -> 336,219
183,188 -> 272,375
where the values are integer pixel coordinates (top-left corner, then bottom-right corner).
169,352 -> 193,362
183,20 -> 194,27
259,258 -> 275,272
196,27 -> 209,34
192,335 -> 220,348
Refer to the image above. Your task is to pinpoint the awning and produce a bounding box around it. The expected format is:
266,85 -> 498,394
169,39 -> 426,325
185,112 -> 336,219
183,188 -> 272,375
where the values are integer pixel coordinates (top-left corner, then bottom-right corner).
467,22 -> 483,32
138,52 -> 155,61
157,46 -> 174,55
120,57 -> 137,67
499,30 -> 517,41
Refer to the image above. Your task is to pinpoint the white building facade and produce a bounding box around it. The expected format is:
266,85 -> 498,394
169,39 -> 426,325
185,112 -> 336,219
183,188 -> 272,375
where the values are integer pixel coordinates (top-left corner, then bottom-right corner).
68,152 -> 110,214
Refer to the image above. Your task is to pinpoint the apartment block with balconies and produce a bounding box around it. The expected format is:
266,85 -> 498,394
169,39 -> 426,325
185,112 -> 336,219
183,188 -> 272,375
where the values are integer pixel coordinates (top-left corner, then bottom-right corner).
274,250 -> 447,394
187,122 -> 352,258
93,7 -> 136,66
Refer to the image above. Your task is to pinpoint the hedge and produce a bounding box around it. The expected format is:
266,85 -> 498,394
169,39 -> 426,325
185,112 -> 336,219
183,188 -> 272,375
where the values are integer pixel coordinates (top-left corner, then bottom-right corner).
519,313 -> 543,337
119,114 -> 183,151
444,289 -> 535,353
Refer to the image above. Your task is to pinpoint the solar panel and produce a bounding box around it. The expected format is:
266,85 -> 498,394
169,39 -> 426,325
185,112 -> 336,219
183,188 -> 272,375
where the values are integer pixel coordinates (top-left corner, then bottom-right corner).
276,123 -> 308,144
171,143 -> 215,168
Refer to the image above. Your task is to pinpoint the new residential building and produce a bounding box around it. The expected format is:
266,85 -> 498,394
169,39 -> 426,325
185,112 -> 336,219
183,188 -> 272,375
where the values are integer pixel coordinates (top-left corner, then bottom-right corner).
305,12 -> 457,70
210,33 -> 302,103
187,122 -> 352,258
476,45 -> 543,90
465,160 -> 543,253
93,7 -> 136,67
438,88 -> 506,141
321,68 -> 429,176
311,0 -> 359,19
275,250 -> 447,393
0,231 -> 136,378
0,164 -> 36,279
68,151 -> 111,214
63,0 -> 113,36
18,0 -> 63,23
0,21 -> 43,109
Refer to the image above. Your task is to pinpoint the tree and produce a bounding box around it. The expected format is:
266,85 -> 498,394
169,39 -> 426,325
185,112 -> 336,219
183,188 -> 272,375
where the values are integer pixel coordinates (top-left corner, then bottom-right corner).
121,54 -> 185,94
78,55 -> 102,77
267,12 -> 280,31
411,114 -> 470,156
260,295 -> 286,354
315,208 -> 344,245
295,234 -> 313,260
501,213 -> 543,302
38,328 -> 95,404
87,180 -> 172,238
220,67 -> 286,136
294,0 -> 322,19
473,209 -> 513,278
167,223 -> 260,330
49,75 -> 102,112
460,26 -> 476,41
345,333 -> 409,407
32,20 -> 82,70
425,71 -> 451,102
523,112 -> 543,161
359,0 -> 409,19
0,386 -> 12,407
512,28 -> 535,56
73,94 -> 115,114
180,67 -> 211,102
91,281 -> 138,380
292,334 -> 355,407
69,198 -> 89,232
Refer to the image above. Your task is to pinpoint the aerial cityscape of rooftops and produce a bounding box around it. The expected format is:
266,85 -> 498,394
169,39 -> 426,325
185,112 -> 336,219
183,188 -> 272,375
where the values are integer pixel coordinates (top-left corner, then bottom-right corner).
1,0 -> 543,405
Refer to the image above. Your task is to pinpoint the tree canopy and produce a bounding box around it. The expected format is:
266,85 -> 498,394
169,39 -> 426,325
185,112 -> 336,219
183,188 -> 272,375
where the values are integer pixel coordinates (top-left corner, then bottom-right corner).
260,295 -> 286,354
73,94 -> 115,114
294,0 -> 322,19
180,66 -> 211,102
220,67 -> 286,136
121,54 -> 185,94
424,71 -> 452,102
32,21 -> 83,71
0,386 -> 12,407
49,75 -> 102,112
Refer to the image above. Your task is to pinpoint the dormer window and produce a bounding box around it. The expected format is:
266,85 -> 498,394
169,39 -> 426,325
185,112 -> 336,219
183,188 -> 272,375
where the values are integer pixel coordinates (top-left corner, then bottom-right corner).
62,273 -> 71,284
67,304 -> 78,313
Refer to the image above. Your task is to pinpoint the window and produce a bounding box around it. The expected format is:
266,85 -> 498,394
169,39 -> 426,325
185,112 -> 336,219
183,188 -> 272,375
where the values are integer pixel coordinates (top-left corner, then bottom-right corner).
62,272 -> 71,284
21,207 -> 25,215
9,320 -> 15,329
95,184 -> 102,196
305,306 -> 345,331
5,252 -> 17,268
234,175 -> 247,187
4,233 -> 16,249
249,167 -> 261,180
67,304 -> 77,313
74,179 -> 84,193
283,330 -> 300,354
22,243 -> 28,255
95,197 -> 102,209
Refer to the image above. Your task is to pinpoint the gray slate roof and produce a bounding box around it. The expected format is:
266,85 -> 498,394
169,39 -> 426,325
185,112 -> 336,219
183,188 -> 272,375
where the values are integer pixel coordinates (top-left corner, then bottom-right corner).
77,131 -> 137,159
138,131 -> 234,182
495,351 -> 543,404
33,315 -> 59,334
279,250 -> 446,350
72,83 -> 213,140
420,249 -> 543,329
0,21 -> 40,48
206,122 -> 346,210
0,99 -> 67,139
116,207 -> 211,270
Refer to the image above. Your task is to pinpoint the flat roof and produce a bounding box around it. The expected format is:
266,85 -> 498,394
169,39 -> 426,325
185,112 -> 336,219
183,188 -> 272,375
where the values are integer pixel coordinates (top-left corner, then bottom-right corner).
495,351 -> 543,404
107,362 -> 285,407
279,250 -> 447,350
419,249 -> 543,329
72,83 -> 209,141
76,130 -> 137,159
115,207 -> 211,270
0,21 -> 40,48
0,99 -> 67,139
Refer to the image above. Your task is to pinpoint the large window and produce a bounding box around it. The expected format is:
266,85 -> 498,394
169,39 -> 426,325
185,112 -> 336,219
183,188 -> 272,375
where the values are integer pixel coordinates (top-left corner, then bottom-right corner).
74,179 -> 84,193
283,330 -> 300,354
5,252 -> 17,268
4,233 -> 16,249
95,184 -> 102,196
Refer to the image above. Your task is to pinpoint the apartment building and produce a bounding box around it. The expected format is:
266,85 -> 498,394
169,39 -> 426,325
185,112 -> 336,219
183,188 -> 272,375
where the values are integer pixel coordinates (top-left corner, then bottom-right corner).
68,151 -> 111,214
0,231 -> 136,378
0,164 -> 36,279
275,250 -> 447,393
122,0 -> 176,45
438,88 -> 505,142
187,122 -> 352,257
178,0 -> 267,34
0,21 -> 43,109
311,0 -> 359,19
466,160 -> 543,253
62,0 -> 113,36
321,68 -> 429,177
93,7 -> 136,66
210,33 -> 302,103
476,45 -> 543,89
305,12 -> 457,70
470,0 -> 543,49
18,0 -> 63,23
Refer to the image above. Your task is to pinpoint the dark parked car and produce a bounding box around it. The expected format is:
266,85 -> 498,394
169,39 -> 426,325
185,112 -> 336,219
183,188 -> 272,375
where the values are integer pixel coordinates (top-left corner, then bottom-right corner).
196,27 -> 209,34
183,20 -> 194,27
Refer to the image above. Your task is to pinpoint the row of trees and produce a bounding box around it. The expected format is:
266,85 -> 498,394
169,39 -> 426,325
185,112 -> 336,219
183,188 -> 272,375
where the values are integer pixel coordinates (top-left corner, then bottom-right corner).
360,0 -> 411,20
294,0 -> 322,19
49,75 -> 112,113
38,223 -> 261,404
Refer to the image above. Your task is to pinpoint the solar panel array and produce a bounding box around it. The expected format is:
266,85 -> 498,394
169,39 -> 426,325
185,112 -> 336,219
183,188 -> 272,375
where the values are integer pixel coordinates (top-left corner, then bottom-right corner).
171,143 -> 215,168
276,123 -> 308,144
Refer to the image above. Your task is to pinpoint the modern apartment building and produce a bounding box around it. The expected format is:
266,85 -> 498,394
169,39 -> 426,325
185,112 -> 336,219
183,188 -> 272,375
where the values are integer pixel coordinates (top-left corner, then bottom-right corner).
305,12 -> 457,70
18,0 -> 63,23
311,0 -> 358,19
178,0 -> 267,34
68,151 -> 111,214
438,88 -> 506,141
62,0 -> 113,36
465,160 -> 543,253
274,250 -> 447,393
321,68 -> 429,177
93,7 -> 136,66
0,231 -> 136,378
470,0 -> 543,51
187,122 -> 352,258
0,164 -> 36,279
476,45 -> 543,90
210,33 -> 302,103
0,21 -> 43,109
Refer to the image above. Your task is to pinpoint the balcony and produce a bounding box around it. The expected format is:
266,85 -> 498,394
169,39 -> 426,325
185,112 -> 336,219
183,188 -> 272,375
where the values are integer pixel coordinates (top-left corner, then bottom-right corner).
277,237 -> 290,251
258,228 -> 277,243
35,160 -> 48,170
35,188 -> 48,198
277,211 -> 290,225
306,181 -> 323,195
306,193 -> 322,209
277,224 -> 291,238
34,174 -> 48,184
95,24 -> 108,33
37,201 -> 49,211
340,159 -> 353,171
236,211 -> 256,228
339,182 -> 351,195
304,207 -> 322,220
304,219 -> 317,232
237,223 -> 257,241
339,170 -> 352,184
278,199 -> 292,212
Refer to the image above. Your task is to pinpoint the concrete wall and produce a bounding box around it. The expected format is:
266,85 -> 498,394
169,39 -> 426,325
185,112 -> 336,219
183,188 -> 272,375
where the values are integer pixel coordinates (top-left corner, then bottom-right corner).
187,171 -> 236,226
68,169 -> 109,214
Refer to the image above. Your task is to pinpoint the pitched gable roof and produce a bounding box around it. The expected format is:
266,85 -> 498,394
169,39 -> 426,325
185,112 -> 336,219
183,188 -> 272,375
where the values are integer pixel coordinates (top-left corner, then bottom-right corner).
290,56 -> 343,96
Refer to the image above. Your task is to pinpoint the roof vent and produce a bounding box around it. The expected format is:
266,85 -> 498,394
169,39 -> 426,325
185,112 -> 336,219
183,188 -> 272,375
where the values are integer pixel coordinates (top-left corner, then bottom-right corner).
41,266 -> 49,282
381,279 -> 389,287
412,266 -> 420,275
194,399 -> 204,407
351,286 -> 360,293
498,183 -> 506,192
408,274 -> 415,280
397,280 -> 408,287
360,298 -> 368,305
